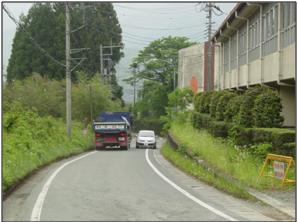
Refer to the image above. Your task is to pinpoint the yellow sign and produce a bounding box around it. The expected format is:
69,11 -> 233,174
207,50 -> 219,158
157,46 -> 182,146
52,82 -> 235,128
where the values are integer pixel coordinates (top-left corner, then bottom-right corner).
258,154 -> 295,187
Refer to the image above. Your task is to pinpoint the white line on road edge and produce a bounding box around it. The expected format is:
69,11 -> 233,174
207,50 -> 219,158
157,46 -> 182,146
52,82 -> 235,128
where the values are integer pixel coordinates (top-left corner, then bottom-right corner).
30,151 -> 97,221
145,149 -> 238,221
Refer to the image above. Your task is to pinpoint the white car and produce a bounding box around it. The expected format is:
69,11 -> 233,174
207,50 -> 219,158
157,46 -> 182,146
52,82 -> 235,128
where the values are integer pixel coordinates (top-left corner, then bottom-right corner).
136,130 -> 157,149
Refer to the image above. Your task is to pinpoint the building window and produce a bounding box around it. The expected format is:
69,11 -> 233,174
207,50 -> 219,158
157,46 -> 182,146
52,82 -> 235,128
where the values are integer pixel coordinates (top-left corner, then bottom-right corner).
230,34 -> 237,70
223,41 -> 229,73
238,24 -> 247,66
249,12 -> 260,62
281,2 -> 296,48
262,3 -> 278,56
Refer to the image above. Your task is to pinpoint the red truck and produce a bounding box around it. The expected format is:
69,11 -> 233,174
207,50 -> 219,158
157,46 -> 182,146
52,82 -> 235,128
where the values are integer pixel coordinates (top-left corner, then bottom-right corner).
93,112 -> 132,150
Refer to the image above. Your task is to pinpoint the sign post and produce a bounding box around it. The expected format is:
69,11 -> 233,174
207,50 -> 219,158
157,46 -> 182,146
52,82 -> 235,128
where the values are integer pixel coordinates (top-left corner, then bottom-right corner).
258,154 -> 295,187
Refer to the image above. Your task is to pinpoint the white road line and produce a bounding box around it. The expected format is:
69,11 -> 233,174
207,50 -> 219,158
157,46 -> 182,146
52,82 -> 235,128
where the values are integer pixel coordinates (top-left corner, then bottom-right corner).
30,151 -> 96,221
145,149 -> 238,221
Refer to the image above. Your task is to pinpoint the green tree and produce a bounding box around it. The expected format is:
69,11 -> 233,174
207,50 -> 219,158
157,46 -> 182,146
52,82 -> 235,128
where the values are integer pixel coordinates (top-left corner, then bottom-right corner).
3,72 -> 121,122
125,36 -> 194,91
7,3 -> 123,82
134,81 -> 168,118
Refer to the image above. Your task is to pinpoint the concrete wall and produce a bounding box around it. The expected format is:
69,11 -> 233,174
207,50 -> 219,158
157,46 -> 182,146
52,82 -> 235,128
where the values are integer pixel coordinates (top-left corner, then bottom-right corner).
279,86 -> 296,127
281,44 -> 295,79
178,43 -> 205,92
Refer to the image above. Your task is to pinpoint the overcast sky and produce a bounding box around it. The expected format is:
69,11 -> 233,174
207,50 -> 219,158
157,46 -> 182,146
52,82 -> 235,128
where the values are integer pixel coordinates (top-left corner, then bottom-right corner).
2,2 -> 235,102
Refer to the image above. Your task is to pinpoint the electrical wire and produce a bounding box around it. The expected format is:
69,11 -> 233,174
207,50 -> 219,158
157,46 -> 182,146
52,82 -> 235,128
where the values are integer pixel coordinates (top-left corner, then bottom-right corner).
122,24 -> 204,31
114,4 -> 196,15
3,4 -> 66,68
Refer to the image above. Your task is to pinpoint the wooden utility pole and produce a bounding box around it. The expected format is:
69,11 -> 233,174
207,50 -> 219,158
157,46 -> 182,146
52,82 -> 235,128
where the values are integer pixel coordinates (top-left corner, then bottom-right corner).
66,3 -> 72,138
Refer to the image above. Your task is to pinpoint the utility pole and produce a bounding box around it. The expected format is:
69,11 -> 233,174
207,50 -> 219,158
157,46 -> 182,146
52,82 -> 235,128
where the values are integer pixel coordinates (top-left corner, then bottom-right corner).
89,84 -> 93,122
133,67 -> 136,106
207,3 -> 212,91
173,66 -> 176,91
65,3 -> 71,138
100,44 -> 103,77
99,42 -> 121,84
199,2 -> 223,91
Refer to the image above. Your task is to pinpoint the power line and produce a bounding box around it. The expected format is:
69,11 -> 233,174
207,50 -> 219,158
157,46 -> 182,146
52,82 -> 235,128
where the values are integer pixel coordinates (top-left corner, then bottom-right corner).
3,4 -> 66,68
114,4 -> 196,15
123,24 -> 203,31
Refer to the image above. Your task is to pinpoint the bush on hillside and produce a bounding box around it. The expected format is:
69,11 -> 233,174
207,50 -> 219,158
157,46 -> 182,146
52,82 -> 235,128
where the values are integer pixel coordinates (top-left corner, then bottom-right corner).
194,92 -> 203,112
215,91 -> 236,121
199,91 -> 214,113
3,73 -> 121,123
253,88 -> 284,127
191,112 -> 212,129
209,91 -> 224,117
3,101 -> 93,192
238,86 -> 268,127
209,120 -> 230,138
224,95 -> 242,122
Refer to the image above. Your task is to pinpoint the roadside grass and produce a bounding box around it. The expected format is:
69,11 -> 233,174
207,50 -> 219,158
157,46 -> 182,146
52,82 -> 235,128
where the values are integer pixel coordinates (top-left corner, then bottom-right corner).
169,121 -> 294,190
3,103 -> 93,193
160,142 -> 253,200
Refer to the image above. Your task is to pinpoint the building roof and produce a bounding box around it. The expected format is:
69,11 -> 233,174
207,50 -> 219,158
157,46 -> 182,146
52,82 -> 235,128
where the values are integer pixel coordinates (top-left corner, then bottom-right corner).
211,2 -> 260,42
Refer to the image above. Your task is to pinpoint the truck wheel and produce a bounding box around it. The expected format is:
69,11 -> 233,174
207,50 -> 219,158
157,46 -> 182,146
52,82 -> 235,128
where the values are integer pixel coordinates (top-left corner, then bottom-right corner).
136,144 -> 138,149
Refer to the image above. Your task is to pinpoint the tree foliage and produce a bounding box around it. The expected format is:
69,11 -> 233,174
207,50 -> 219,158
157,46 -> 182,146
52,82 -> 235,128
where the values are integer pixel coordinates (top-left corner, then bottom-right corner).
4,73 -> 121,122
7,3 -> 123,82
125,36 -> 194,91
134,80 -> 168,118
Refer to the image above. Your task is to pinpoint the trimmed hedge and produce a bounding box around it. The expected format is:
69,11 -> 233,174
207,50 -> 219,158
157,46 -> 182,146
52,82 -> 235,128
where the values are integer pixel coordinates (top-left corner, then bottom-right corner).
209,120 -> 230,138
233,127 -> 296,157
216,91 -> 236,121
209,91 -> 224,117
253,88 -> 284,127
192,112 -> 295,157
224,95 -> 242,122
238,86 -> 269,127
191,112 -> 212,129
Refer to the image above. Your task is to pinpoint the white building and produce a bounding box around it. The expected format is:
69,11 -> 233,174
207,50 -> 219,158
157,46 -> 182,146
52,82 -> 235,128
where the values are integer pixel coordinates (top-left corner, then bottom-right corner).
177,3 -> 296,126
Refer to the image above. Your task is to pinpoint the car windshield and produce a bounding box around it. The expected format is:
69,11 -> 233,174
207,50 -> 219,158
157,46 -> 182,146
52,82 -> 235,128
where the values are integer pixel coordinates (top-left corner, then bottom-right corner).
139,131 -> 154,137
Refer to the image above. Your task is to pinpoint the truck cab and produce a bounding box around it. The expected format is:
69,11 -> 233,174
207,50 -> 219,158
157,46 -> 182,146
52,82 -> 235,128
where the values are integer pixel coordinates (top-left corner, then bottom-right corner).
93,112 -> 132,150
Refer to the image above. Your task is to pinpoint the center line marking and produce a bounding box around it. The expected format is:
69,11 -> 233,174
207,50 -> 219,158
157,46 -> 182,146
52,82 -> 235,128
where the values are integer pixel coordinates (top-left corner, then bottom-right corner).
145,149 -> 237,221
30,151 -> 96,221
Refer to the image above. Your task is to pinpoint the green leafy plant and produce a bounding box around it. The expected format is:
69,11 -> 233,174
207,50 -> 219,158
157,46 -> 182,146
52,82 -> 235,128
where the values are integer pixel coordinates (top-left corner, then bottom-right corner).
253,88 -> 284,127
215,91 -> 236,121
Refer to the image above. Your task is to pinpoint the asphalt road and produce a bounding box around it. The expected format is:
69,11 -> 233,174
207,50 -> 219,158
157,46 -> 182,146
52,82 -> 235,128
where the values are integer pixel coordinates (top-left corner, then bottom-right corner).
3,137 -> 292,221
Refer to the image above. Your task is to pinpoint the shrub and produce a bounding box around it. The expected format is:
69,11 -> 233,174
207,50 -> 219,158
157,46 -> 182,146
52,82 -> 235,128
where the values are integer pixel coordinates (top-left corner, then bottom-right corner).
224,95 -> 242,122
3,101 -> 93,192
4,73 -> 121,123
199,91 -> 214,113
209,121 -> 230,138
249,143 -> 272,160
194,92 -> 203,112
231,127 -> 295,157
216,91 -> 236,121
253,88 -> 284,127
280,142 -> 296,157
209,91 -> 224,117
192,112 -> 212,129
238,86 -> 268,127
229,124 -> 253,146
